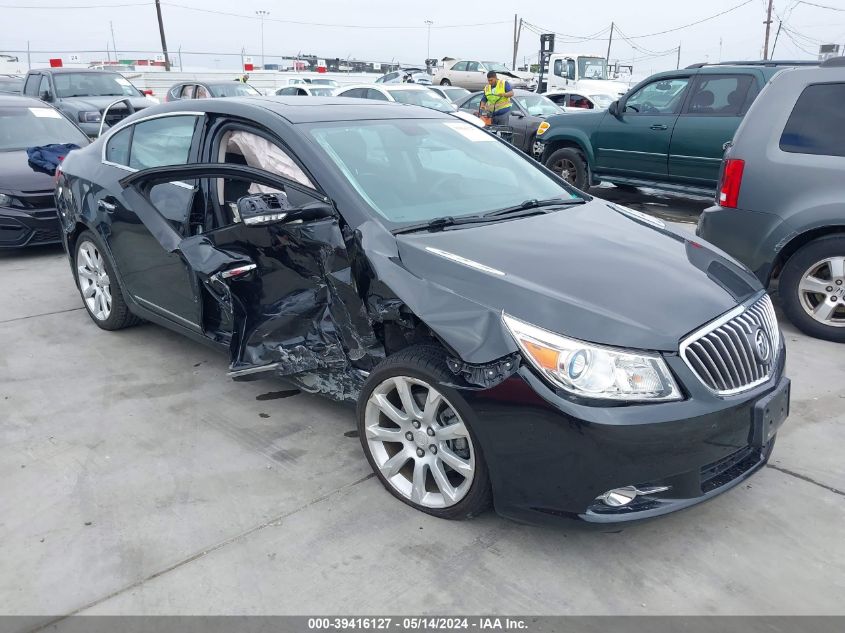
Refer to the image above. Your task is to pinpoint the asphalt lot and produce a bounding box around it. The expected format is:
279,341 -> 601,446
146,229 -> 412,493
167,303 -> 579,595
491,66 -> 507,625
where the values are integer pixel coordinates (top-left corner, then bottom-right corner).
1,188 -> 844,622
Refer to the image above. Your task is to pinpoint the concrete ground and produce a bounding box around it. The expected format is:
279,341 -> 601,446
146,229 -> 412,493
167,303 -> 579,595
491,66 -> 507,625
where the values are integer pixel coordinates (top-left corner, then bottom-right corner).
1,190 -> 844,622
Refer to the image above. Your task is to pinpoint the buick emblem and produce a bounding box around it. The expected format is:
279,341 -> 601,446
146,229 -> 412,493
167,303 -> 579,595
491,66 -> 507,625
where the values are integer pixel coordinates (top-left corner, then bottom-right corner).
752,327 -> 771,364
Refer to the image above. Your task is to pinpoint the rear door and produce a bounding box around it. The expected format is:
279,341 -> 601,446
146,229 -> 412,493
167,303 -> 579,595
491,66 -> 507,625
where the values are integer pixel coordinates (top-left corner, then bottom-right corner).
668,73 -> 759,187
98,113 -> 204,331
592,75 -> 691,177
465,62 -> 484,90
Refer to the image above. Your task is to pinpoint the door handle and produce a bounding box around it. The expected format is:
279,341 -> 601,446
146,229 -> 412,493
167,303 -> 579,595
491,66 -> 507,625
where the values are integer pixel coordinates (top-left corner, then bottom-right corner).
211,264 -> 257,285
97,199 -> 116,212
650,124 -> 668,131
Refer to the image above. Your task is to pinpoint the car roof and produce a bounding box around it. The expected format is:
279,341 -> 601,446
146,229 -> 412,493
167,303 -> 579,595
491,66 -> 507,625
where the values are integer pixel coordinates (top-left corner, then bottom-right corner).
134,96 -> 448,124
36,68 -> 120,74
0,94 -> 51,106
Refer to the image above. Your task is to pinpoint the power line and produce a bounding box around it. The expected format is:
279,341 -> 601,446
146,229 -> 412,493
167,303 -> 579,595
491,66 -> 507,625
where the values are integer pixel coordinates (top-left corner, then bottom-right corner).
163,3 -> 509,29
797,1 -> 845,11
0,1 -> 150,6
623,0 -> 756,38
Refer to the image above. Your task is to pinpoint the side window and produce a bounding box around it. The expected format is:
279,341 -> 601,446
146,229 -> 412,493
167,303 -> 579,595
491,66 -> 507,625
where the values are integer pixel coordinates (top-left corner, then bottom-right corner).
129,115 -> 197,170
685,75 -> 753,116
553,60 -> 564,78
104,126 -> 132,165
24,74 -> 40,96
462,94 -> 483,112
567,94 -> 589,108
567,60 -> 576,80
340,88 -> 366,98
38,75 -> 51,98
624,77 -> 690,115
466,61 -> 480,72
297,88 -> 308,96
366,88 -> 389,101
195,85 -> 210,99
277,87 -> 295,95
180,84 -> 195,99
780,82 -> 845,157
451,62 -> 468,72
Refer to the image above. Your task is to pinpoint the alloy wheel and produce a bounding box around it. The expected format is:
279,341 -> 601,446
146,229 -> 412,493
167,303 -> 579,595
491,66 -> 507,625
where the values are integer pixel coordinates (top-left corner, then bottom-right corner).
364,376 -> 475,509
798,256 -> 845,328
77,240 -> 112,321
552,158 -> 577,184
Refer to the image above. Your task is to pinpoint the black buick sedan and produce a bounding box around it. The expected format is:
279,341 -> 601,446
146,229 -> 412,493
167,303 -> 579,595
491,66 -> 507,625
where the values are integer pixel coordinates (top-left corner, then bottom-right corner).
55,96 -> 789,524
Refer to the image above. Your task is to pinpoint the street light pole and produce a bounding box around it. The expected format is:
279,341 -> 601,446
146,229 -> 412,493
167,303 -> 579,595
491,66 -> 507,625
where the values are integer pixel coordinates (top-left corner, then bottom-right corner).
424,20 -> 433,60
256,10 -> 269,69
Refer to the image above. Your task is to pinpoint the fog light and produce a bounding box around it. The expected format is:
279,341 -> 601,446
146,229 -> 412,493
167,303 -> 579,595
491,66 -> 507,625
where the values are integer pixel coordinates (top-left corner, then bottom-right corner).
599,485 -> 670,507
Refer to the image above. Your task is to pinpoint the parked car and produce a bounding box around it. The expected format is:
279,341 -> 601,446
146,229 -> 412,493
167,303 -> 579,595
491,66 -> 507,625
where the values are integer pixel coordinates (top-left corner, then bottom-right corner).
375,68 -> 432,85
336,84 -> 484,127
534,61 -> 818,192
308,78 -> 340,88
277,76 -> 309,87
275,85 -> 336,97
0,95 -> 89,248
433,59 -> 533,90
698,58 -> 845,343
166,81 -> 262,102
0,74 -> 23,95
428,85 -> 471,103
56,96 -> 788,524
455,89 -> 563,155
21,68 -> 153,137
543,90 -> 615,111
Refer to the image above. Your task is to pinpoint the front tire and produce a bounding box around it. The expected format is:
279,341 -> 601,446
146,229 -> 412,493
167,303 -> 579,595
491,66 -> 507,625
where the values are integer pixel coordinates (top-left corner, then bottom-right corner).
74,230 -> 140,331
779,235 -> 845,342
357,346 -> 493,519
545,147 -> 589,191
440,78 -> 452,86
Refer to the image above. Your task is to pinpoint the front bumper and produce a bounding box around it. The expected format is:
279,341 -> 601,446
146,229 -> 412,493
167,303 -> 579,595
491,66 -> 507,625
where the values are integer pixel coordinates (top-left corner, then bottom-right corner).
0,206 -> 62,248
462,346 -> 787,525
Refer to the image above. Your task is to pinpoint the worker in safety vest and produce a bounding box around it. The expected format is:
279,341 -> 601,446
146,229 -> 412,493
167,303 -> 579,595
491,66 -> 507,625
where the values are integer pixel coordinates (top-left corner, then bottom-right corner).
480,71 -> 514,125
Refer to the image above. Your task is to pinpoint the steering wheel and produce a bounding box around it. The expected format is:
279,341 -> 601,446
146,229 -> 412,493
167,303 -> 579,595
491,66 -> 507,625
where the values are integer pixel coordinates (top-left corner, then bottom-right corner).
640,102 -> 658,114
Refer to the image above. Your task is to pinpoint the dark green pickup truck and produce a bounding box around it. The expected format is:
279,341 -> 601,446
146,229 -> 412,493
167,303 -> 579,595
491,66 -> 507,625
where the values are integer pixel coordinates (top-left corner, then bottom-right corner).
534,62 -> 815,195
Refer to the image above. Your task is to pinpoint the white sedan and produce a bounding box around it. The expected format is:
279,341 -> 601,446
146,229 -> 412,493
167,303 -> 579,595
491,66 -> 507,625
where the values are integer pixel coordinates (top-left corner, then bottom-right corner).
336,84 -> 486,128
543,91 -> 616,112
275,85 -> 337,97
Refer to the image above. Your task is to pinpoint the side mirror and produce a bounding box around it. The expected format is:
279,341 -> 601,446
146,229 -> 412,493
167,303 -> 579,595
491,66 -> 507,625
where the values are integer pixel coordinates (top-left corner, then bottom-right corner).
608,100 -> 620,116
238,193 -> 334,226
40,91 -> 53,102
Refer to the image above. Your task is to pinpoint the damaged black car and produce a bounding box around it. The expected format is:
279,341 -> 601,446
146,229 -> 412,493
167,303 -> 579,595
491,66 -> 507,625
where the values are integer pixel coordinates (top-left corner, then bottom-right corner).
56,96 -> 790,524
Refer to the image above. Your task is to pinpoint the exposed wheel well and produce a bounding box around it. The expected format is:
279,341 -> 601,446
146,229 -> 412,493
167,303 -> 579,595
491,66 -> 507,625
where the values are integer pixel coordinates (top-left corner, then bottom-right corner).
542,139 -> 588,163
770,225 -> 845,281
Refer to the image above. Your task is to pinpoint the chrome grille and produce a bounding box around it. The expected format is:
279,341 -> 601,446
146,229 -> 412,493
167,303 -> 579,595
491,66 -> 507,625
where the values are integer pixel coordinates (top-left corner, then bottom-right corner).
681,294 -> 780,395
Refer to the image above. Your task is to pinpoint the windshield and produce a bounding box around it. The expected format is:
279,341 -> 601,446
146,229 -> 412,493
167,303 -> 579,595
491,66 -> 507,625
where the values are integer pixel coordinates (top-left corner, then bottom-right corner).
443,87 -> 470,101
53,72 -> 142,98
483,61 -> 511,73
0,77 -> 23,94
208,83 -> 262,97
308,119 -> 577,225
578,57 -> 608,81
388,89 -> 454,112
589,94 -> 615,108
513,95 -> 562,116
309,87 -> 335,97
0,106 -> 88,151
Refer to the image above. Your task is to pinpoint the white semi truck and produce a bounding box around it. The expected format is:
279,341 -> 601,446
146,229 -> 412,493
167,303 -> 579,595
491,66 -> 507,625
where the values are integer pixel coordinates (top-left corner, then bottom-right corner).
541,53 -> 631,96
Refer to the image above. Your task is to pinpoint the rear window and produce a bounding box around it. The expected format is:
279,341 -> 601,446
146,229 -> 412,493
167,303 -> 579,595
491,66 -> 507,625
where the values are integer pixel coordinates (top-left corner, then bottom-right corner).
0,106 -> 88,151
780,82 -> 845,157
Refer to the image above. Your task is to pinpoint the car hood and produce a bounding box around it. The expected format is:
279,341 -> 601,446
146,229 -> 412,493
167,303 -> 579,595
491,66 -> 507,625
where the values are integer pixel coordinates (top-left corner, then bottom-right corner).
0,150 -> 56,192
545,109 -> 606,131
57,95 -> 150,111
394,200 -> 761,352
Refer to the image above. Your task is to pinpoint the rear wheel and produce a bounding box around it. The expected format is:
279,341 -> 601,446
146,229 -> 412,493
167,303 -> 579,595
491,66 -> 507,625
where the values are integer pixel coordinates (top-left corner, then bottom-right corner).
545,147 -> 589,191
440,78 -> 452,86
75,230 -> 140,331
779,235 -> 845,342
357,346 -> 492,519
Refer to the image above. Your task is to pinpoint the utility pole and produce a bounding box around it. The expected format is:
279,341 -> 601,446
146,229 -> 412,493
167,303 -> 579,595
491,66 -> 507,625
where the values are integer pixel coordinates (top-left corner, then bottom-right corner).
425,19 -> 433,60
154,0 -> 171,70
676,43 -> 681,69
719,37 -> 723,62
606,22 -> 614,63
763,0 -> 774,60
512,14 -> 522,70
110,21 -> 118,61
256,10 -> 269,69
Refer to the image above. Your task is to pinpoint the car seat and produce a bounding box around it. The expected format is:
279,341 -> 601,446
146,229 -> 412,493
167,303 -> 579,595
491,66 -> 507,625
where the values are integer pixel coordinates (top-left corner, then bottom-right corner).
690,90 -> 715,113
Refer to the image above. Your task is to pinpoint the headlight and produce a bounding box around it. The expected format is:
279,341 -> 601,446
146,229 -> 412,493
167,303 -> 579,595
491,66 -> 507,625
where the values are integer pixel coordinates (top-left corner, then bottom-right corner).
0,193 -> 12,206
503,314 -> 681,401
536,121 -> 550,136
78,111 -> 102,123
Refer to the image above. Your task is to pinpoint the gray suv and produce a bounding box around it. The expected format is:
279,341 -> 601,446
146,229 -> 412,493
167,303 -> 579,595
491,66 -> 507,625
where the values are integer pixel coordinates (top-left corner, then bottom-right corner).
698,58 -> 845,342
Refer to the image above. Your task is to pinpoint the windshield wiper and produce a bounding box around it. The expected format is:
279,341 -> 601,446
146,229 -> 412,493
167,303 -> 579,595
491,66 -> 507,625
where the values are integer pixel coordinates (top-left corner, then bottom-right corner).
392,215 -> 492,235
483,197 -> 585,218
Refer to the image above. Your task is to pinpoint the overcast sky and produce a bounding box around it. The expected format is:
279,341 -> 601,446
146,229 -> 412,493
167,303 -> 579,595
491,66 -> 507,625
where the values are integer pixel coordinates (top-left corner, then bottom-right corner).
3,0 -> 844,72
